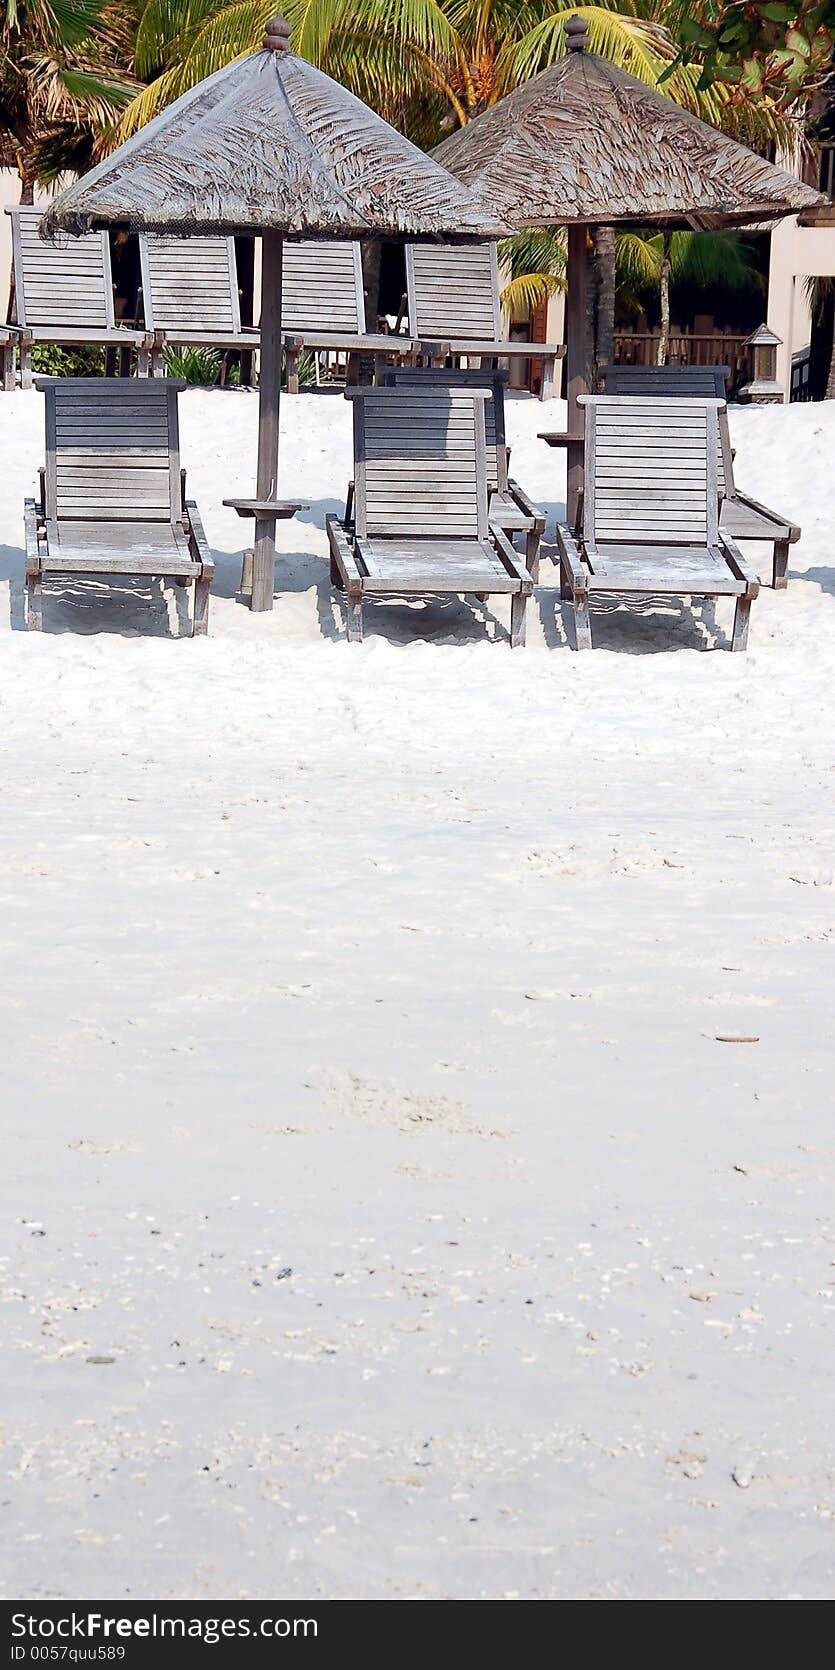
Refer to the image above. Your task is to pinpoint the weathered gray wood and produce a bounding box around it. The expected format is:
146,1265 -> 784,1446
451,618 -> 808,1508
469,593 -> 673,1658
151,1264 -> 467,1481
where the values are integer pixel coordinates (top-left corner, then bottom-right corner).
139,233 -> 262,356
252,230 -> 284,612
601,363 -> 801,583
330,387 -> 530,643
5,207 -> 149,373
404,243 -> 563,401
556,395 -> 759,649
27,377 -> 213,631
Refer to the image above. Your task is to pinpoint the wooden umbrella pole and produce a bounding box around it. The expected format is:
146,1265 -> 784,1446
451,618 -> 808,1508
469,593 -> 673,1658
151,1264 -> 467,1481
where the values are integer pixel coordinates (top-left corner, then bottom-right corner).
565,223 -> 592,532
251,228 -> 284,611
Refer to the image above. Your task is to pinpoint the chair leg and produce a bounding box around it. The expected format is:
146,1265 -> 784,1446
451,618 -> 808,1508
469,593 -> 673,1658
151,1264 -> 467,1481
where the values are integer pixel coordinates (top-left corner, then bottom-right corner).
286,348 -> 299,396
573,587 -> 592,650
510,590 -> 527,648
151,346 -> 164,378
2,341 -> 14,392
27,573 -> 43,631
346,591 -> 363,643
731,595 -> 752,652
772,539 -> 790,590
19,343 -> 32,391
540,355 -> 555,401
525,525 -> 541,584
239,550 -> 254,599
193,576 -> 211,636
136,346 -> 150,378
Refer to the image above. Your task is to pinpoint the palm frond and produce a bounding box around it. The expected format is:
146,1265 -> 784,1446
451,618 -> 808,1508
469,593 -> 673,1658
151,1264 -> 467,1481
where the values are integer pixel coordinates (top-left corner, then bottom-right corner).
500,269 -> 562,319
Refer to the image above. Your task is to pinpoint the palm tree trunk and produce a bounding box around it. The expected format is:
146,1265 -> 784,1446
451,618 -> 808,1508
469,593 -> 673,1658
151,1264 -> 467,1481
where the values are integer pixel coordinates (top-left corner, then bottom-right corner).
593,225 -> 615,388
657,230 -> 672,365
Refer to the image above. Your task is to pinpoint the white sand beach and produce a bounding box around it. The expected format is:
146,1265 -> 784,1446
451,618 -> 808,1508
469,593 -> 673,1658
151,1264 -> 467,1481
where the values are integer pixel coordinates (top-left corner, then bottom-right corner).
0,386 -> 833,1600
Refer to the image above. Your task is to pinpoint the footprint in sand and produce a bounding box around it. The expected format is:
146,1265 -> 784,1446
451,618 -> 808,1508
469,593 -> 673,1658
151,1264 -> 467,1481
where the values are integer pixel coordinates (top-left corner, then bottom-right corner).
315,1069 -> 507,1139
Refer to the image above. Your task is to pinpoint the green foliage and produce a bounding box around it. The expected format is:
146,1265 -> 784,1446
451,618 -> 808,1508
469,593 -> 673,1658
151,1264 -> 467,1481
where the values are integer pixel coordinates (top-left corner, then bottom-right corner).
162,344 -> 223,383
286,348 -> 316,388
0,0 -> 137,191
500,228 -> 566,319
30,342 -> 105,376
119,1 -> 799,150
665,1 -> 835,104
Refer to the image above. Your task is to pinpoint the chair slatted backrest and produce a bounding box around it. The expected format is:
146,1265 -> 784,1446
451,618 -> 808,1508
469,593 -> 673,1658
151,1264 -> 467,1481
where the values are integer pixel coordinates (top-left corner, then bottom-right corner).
7,206 -> 114,330
601,364 -> 732,493
139,234 -> 241,334
348,387 -> 490,541
36,377 -> 183,525
386,367 -> 507,493
581,396 -> 721,548
281,241 -> 366,334
404,244 -> 501,341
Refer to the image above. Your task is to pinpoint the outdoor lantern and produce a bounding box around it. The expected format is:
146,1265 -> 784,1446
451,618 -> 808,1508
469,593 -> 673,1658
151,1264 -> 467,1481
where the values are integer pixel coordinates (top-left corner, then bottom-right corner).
741,324 -> 784,404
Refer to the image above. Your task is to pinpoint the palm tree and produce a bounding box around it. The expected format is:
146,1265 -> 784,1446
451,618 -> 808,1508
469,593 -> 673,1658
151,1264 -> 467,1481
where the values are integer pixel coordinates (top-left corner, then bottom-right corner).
120,1 -> 803,146
0,0 -> 134,200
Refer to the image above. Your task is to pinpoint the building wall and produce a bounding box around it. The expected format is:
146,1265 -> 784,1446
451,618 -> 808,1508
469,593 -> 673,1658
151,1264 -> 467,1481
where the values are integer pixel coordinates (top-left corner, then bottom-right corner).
768,215 -> 835,398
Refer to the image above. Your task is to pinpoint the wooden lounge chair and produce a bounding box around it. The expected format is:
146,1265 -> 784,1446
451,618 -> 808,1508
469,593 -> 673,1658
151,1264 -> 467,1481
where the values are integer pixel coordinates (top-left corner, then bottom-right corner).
281,240 -> 419,394
385,366 -> 546,578
138,233 -> 259,373
404,243 -> 564,401
25,377 -> 213,634
326,386 -> 533,645
5,206 -> 150,388
556,396 -> 759,651
600,363 -> 800,588
1,326 -> 15,393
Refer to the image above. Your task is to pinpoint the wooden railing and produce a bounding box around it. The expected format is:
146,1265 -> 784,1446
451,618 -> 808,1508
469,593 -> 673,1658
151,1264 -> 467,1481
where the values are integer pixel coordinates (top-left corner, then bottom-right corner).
613,332 -> 750,376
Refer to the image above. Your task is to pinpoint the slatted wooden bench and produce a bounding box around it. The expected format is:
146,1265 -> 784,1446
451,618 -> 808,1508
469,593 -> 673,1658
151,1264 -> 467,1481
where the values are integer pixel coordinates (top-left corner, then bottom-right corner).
138,233 -> 259,373
25,378 -> 213,634
600,363 -> 800,588
1,327 -> 15,393
5,206 -> 151,388
385,366 -> 546,577
556,396 -> 759,651
404,243 -> 564,400
326,386 -> 532,645
281,240 -> 419,393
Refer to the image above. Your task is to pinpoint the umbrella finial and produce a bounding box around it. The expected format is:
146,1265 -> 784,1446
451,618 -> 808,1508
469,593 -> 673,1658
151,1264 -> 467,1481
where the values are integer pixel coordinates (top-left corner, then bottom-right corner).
564,15 -> 589,51
263,15 -> 291,52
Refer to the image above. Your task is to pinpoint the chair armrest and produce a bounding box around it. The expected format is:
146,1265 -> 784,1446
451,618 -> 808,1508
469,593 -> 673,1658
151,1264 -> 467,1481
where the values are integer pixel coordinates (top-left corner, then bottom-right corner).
507,476 -> 546,532
731,488 -> 800,541
556,522 -> 587,589
719,531 -> 760,596
326,515 -> 364,594
538,431 -> 571,448
491,525 -> 534,592
24,497 -> 43,575
184,500 -> 214,576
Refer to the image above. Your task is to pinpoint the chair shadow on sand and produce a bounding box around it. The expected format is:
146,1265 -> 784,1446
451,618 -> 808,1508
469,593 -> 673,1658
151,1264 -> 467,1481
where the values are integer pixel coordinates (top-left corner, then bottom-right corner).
3,514 -> 736,652
2,542 -> 201,638
800,566 -> 835,597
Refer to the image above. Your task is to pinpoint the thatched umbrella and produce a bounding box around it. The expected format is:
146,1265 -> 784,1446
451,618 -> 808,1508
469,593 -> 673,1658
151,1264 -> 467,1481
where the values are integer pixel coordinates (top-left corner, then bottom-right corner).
44,18 -> 507,610
435,15 -> 826,523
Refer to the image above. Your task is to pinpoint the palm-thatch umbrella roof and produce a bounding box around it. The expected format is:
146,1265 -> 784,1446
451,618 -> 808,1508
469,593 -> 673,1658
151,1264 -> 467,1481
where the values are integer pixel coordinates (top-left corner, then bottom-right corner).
434,15 -> 828,523
44,37 -> 508,242
434,24 -> 823,230
45,20 -> 508,611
